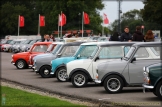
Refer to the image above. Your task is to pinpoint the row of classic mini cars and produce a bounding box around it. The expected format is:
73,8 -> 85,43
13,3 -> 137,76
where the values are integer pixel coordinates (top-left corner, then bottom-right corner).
10,40 -> 162,99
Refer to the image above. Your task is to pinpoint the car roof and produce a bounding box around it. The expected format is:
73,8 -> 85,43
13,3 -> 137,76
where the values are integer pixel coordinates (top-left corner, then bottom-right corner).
132,42 -> 162,47
52,42 -> 64,45
81,41 -> 137,46
64,42 -> 85,46
34,42 -> 52,45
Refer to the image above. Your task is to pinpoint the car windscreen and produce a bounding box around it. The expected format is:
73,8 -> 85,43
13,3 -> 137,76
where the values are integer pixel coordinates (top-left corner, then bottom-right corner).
124,46 -> 136,60
74,45 -> 98,59
32,45 -> 48,52
52,44 -> 63,54
46,44 -> 56,52
61,46 -> 79,57
6,40 -> 12,44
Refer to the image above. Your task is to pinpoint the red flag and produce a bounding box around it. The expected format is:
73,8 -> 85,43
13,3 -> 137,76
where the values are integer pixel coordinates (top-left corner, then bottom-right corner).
40,15 -> 45,26
59,13 -> 66,26
19,16 -> 24,27
103,13 -> 109,24
83,12 -> 90,24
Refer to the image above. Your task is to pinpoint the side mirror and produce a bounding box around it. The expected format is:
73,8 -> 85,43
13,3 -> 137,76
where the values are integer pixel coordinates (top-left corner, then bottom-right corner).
131,57 -> 136,63
57,53 -> 61,57
94,56 -> 99,62
77,54 -> 81,59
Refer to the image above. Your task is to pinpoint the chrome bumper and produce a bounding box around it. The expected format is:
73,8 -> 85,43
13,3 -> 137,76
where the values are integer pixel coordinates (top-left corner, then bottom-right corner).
11,60 -> 15,65
142,84 -> 154,93
50,72 -> 54,75
28,65 -> 33,68
94,80 -> 101,83
32,66 -> 38,72
142,84 -> 154,89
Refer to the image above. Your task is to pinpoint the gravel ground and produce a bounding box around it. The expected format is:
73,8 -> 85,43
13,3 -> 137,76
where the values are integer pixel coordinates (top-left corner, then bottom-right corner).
1,80 -> 99,107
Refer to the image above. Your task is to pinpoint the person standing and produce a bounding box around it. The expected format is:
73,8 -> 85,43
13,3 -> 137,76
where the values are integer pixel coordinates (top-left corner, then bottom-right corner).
144,30 -> 154,42
50,34 -> 55,42
42,34 -> 50,42
109,32 -> 119,41
120,26 -> 132,42
132,26 -> 145,42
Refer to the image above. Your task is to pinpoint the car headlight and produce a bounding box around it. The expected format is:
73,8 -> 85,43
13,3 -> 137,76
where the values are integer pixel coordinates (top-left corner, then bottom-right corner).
143,72 -> 149,77
51,61 -> 52,65
143,66 -> 146,71
146,67 -> 149,73
34,60 -> 36,65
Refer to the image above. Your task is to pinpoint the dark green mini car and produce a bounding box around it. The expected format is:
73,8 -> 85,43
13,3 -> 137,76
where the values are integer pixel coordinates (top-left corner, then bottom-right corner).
143,63 -> 162,99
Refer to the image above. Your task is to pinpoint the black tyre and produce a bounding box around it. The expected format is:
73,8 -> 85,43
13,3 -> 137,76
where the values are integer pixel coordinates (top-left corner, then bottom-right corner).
39,65 -> 51,78
56,67 -> 67,82
71,72 -> 88,88
16,60 -> 27,69
152,89 -> 157,96
155,81 -> 162,99
104,75 -> 124,93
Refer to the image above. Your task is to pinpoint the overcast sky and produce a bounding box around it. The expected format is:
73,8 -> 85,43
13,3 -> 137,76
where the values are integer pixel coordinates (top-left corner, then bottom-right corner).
100,0 -> 144,25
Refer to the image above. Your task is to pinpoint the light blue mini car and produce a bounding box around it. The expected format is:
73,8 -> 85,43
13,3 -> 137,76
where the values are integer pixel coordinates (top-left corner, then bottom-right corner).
51,42 -> 102,82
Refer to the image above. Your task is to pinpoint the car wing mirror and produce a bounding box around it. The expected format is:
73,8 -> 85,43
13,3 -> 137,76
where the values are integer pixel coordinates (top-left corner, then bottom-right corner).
131,57 -> 136,63
94,56 -> 99,62
57,53 -> 61,57
77,54 -> 81,59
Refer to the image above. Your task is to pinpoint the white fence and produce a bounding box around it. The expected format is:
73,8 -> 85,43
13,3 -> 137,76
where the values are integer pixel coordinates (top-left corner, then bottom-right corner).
5,35 -> 42,40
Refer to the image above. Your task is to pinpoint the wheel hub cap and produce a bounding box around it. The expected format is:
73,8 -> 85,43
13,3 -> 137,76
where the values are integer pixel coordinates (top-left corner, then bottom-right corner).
44,69 -> 49,75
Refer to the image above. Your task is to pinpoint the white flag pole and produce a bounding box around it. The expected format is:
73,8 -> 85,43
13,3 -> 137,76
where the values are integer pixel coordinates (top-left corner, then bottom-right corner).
58,14 -> 60,38
82,11 -> 84,38
102,14 -> 104,36
61,11 -> 62,38
38,14 -> 40,35
18,15 -> 20,36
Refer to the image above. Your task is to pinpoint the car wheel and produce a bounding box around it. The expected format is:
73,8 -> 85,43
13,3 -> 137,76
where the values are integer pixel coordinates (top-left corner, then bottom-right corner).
16,60 -> 27,69
56,67 -> 67,82
39,65 -> 51,78
104,75 -> 124,93
155,81 -> 162,99
71,72 -> 88,88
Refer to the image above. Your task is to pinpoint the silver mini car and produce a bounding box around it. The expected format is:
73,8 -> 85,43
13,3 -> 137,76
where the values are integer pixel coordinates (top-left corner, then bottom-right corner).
95,42 -> 161,93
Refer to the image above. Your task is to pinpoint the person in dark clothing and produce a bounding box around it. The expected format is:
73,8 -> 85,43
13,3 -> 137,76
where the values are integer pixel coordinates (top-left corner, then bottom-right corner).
120,26 -> 132,42
110,32 -> 119,41
132,26 -> 145,42
42,34 -> 50,42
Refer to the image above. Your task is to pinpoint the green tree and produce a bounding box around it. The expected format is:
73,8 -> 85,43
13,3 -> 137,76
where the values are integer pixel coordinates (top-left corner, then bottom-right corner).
0,0 -> 104,37
141,0 -> 162,37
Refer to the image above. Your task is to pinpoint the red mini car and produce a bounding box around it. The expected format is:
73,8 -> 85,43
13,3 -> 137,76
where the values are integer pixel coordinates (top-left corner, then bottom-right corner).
28,42 -> 57,68
11,42 -> 52,69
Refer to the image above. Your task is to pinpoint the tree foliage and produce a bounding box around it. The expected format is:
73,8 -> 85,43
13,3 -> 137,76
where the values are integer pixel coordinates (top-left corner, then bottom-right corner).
0,0 -> 104,37
141,0 -> 162,36
110,9 -> 161,35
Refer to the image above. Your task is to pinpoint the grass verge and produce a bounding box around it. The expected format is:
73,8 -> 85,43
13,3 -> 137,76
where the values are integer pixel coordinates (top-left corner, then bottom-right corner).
1,86 -> 86,107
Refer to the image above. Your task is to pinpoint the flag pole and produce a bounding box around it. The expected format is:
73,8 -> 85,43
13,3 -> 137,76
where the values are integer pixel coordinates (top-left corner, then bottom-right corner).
58,14 -> 60,38
18,15 -> 20,36
102,14 -> 104,36
82,11 -> 84,38
38,14 -> 40,35
61,11 -> 62,38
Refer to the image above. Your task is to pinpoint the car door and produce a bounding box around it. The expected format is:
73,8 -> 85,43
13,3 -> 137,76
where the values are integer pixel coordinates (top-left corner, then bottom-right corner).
128,47 -> 160,84
92,46 -> 130,79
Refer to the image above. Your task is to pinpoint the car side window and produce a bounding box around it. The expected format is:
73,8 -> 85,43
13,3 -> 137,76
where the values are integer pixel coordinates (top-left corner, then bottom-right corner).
61,46 -> 79,57
150,47 -> 160,56
124,46 -> 131,56
134,47 -> 149,58
99,46 -> 124,59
